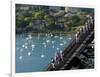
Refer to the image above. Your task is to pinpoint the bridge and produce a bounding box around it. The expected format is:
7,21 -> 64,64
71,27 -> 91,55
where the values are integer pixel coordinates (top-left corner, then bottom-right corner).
46,15 -> 94,71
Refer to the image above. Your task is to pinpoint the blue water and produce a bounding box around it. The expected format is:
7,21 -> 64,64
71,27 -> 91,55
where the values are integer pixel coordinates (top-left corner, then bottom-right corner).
16,34 -> 72,73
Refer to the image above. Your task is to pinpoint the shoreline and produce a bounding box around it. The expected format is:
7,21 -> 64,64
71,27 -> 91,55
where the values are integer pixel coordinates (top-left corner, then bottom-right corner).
16,31 -> 75,37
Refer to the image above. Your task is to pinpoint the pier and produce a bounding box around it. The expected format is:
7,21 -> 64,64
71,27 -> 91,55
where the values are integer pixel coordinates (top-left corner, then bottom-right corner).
47,15 -> 94,71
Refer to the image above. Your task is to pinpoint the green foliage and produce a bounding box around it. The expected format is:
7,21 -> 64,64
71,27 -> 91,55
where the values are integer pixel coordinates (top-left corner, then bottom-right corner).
32,11 -> 44,19
16,4 -> 94,34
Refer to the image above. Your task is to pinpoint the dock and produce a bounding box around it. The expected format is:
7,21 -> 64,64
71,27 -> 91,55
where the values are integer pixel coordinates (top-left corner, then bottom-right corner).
46,15 -> 94,71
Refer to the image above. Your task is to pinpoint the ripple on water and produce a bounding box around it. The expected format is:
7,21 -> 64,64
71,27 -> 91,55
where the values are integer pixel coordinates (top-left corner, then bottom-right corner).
19,56 -> 23,60
60,43 -> 64,46
41,54 -> 45,58
20,48 -> 23,52
28,52 -> 31,56
31,44 -> 35,48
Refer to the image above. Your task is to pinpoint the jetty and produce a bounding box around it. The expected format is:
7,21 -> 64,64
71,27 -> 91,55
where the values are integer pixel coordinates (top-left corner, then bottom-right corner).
47,15 -> 94,71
